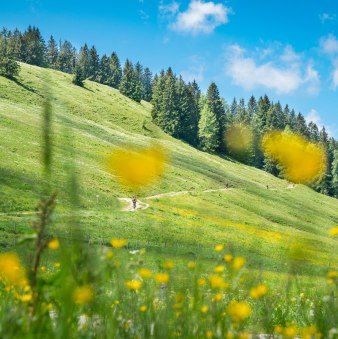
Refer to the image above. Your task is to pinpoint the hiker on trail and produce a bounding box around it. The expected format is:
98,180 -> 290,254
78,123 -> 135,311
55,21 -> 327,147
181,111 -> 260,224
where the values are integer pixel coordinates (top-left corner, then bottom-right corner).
266,185 -> 269,190
132,196 -> 137,209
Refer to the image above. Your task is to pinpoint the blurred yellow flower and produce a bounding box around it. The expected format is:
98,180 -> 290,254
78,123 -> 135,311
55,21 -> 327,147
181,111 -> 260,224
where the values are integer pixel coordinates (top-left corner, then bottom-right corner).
187,261 -> 196,269
138,268 -> 152,279
232,257 -> 246,270
73,285 -> 94,305
209,275 -> 229,289
262,131 -> 326,184
17,293 -> 33,303
302,325 -> 318,339
201,305 -> 208,314
212,293 -> 222,302
238,332 -> 250,339
48,239 -> 60,250
139,305 -> 147,312
327,271 -> 338,279
283,325 -> 297,338
223,254 -> 233,262
213,265 -> 225,273
40,266 -> 46,272
110,238 -> 127,249
224,123 -> 253,155
163,260 -> 174,269
227,300 -> 251,322
105,250 -> 114,259
0,253 -> 27,287
106,144 -> 167,190
329,226 -> 338,236
205,330 -> 213,338
249,284 -> 268,298
197,278 -> 206,286
54,262 -> 61,269
214,244 -> 224,252
125,280 -> 142,291
155,272 -> 169,284
274,325 -> 283,334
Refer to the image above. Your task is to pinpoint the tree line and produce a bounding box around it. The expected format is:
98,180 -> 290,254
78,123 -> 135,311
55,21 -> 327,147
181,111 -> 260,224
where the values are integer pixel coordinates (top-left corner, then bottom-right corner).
0,26 -> 337,198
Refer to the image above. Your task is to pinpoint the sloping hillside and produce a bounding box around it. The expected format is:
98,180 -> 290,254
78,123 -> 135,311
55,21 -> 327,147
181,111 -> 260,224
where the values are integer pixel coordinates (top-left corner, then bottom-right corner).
0,63 -> 337,277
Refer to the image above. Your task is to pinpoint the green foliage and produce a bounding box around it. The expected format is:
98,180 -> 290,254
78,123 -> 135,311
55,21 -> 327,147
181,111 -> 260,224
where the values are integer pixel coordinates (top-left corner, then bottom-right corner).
72,65 -> 85,87
46,36 -> 58,69
108,52 -> 122,88
0,35 -> 20,79
20,26 -> 46,66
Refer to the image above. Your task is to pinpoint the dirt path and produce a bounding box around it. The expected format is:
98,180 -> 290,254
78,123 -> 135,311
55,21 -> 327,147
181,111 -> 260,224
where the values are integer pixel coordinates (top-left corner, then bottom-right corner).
118,198 -> 150,212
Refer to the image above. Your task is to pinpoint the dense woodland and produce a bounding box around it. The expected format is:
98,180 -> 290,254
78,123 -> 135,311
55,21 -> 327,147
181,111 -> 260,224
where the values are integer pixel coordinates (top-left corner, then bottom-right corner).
0,26 -> 337,198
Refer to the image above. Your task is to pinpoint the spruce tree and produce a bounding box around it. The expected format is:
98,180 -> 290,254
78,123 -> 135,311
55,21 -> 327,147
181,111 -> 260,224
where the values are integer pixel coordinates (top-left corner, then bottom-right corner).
88,46 -> 100,81
57,40 -> 76,73
198,100 -> 220,152
142,67 -> 153,101
21,26 -> 46,66
331,150 -> 338,198
0,35 -> 20,79
46,36 -> 58,68
151,70 -> 165,122
133,62 -> 144,102
72,64 -> 85,87
78,44 -> 90,78
119,59 -> 135,99
108,52 -> 122,88
98,54 -> 110,84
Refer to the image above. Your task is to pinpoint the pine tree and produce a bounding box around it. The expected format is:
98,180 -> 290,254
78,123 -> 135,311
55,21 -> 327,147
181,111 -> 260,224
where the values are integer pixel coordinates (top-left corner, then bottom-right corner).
108,52 -> 122,88
46,36 -> 58,68
88,46 -> 100,81
142,67 -> 153,101
295,113 -> 309,137
151,71 -> 165,122
20,26 -> 46,66
308,121 -> 319,142
198,100 -> 220,152
98,54 -> 110,84
0,35 -> 20,79
119,59 -> 135,99
72,64 -> 85,87
331,150 -> 338,198
57,40 -> 76,73
78,44 -> 90,78
133,62 -> 144,102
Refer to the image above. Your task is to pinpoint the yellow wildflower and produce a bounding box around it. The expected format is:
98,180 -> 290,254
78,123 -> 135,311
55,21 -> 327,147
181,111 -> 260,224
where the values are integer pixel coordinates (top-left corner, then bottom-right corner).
197,278 -> 206,286
212,293 -> 222,302
139,305 -> 147,312
225,123 -> 253,155
238,332 -> 250,339
73,285 -> 94,305
106,144 -> 167,190
224,254 -> 233,262
226,333 -> 234,339
40,266 -> 46,272
209,275 -> 229,289
163,260 -> 174,269
155,272 -> 169,284
227,300 -> 251,322
283,325 -> 297,338
0,253 -> 27,287
125,280 -> 142,291
232,257 -> 246,270
302,325 -> 318,339
262,131 -> 326,183
106,250 -> 114,259
138,268 -> 152,279
206,330 -> 213,338
110,238 -> 127,249
54,262 -> 61,269
17,293 -> 33,302
213,265 -> 225,273
327,271 -> 338,279
329,226 -> 338,236
214,244 -> 224,252
187,261 -> 196,269
48,239 -> 60,250
201,305 -> 208,314
274,325 -> 283,334
250,284 -> 268,299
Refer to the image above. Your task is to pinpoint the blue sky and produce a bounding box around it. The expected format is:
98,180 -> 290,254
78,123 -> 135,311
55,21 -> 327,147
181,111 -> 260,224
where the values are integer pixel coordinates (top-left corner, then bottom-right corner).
1,0 -> 338,136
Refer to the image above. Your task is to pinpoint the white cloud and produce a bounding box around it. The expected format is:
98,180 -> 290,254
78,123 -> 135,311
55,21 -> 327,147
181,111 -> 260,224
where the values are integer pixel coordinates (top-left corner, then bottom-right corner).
306,109 -> 336,137
180,55 -> 206,82
171,0 -> 230,35
320,34 -> 338,55
333,66 -> 338,89
319,13 -> 336,23
159,1 -> 180,17
225,44 -> 320,94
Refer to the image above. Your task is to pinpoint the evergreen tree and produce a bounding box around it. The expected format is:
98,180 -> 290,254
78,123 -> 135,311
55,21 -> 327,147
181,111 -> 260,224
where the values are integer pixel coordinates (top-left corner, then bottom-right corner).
331,150 -> 338,198
72,64 -> 85,87
7,28 -> 22,60
151,71 -> 165,122
288,109 -> 297,131
57,40 -> 76,73
0,35 -> 20,78
77,44 -> 90,78
88,46 -> 100,81
108,52 -> 122,88
98,54 -> 110,84
133,62 -> 144,102
198,100 -> 220,152
20,26 -> 46,66
247,95 -> 257,121
308,121 -> 319,142
46,36 -> 58,68
142,67 -> 153,101
295,113 -> 309,137
119,59 -> 135,99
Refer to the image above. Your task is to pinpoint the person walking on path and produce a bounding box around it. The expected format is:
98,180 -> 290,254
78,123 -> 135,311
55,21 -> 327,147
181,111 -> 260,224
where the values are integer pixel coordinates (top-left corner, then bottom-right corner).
132,196 -> 137,209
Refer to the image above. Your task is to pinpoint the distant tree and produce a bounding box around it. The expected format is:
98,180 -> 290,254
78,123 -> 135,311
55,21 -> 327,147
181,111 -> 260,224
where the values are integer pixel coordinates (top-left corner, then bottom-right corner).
308,121 -> 320,142
72,64 -> 85,87
108,52 -> 122,88
151,70 -> 165,122
57,40 -> 76,73
119,59 -> 135,99
88,46 -> 100,81
7,28 -> 22,60
98,54 -> 110,84
142,67 -> 153,101
198,100 -> 220,152
0,35 -> 20,79
295,113 -> 309,137
77,44 -> 90,78
331,150 -> 338,198
46,36 -> 58,68
133,62 -> 144,102
20,26 -> 46,66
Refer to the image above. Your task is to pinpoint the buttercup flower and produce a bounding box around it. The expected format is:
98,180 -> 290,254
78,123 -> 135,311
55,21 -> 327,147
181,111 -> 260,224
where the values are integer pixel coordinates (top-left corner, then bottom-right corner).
110,238 -> 127,249
232,257 -> 246,270
125,280 -> 142,291
227,300 -> 251,322
73,285 -> 94,305
155,272 -> 169,284
138,268 -> 152,279
0,253 -> 27,287
250,284 -> 268,298
48,239 -> 60,250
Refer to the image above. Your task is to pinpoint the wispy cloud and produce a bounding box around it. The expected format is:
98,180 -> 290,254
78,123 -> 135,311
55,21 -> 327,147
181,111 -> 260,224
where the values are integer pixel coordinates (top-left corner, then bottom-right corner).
180,55 -> 206,82
168,0 -> 230,35
225,44 -> 319,95
320,34 -> 338,90
159,1 -> 180,18
319,12 -> 336,23
306,109 -> 336,137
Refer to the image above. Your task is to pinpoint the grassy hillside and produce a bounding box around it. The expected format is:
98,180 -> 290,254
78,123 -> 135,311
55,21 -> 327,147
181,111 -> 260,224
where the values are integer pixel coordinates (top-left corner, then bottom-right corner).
0,63 -> 337,279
